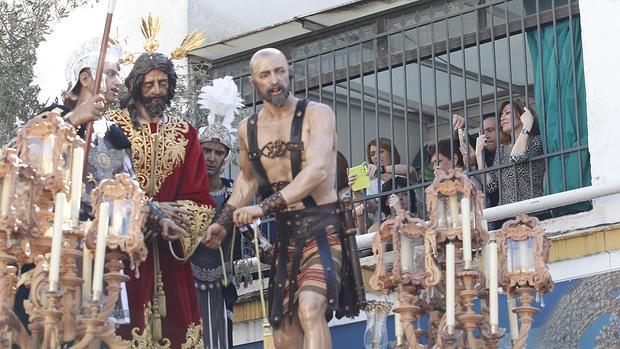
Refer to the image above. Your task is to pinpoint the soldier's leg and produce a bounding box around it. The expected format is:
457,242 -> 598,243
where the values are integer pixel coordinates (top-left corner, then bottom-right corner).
297,290 -> 331,349
273,314 -> 303,349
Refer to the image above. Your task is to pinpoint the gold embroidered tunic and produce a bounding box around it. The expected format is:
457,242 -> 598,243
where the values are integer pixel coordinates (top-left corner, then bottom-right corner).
108,109 -> 214,348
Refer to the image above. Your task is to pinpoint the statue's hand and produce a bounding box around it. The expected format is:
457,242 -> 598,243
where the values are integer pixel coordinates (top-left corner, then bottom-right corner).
159,217 -> 187,241
203,223 -> 227,249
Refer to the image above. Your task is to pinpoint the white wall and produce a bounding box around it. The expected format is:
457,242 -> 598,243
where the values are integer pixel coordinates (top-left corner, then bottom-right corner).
539,0 -> 620,234
580,0 -> 620,186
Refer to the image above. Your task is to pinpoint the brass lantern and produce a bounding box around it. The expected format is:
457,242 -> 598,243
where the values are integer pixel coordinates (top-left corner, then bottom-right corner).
496,213 -> 553,349
16,110 -> 80,193
0,147 -> 36,234
0,147 -> 43,349
425,168 -> 485,252
16,110 -> 83,236
87,173 -> 148,270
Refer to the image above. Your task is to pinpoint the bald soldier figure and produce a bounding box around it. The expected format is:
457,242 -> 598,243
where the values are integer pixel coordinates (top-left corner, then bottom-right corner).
204,48 -> 360,349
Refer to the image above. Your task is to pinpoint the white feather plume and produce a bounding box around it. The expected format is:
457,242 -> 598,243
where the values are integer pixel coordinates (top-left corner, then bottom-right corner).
197,76 -> 244,131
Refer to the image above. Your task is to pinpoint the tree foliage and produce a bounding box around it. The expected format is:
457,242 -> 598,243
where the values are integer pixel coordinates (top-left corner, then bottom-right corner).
0,0 -> 86,143
170,60 -> 212,128
0,0 -> 220,144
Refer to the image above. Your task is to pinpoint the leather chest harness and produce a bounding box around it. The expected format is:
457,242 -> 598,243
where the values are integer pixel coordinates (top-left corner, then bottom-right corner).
246,99 -> 317,208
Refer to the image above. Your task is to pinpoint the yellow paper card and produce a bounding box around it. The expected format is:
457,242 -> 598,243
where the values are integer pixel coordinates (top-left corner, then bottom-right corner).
348,163 -> 370,191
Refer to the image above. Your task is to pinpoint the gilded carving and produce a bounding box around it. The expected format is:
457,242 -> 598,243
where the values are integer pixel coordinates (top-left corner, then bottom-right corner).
180,321 -> 204,349
170,200 -> 215,261
130,302 -> 172,349
130,302 -> 203,349
108,109 -> 189,197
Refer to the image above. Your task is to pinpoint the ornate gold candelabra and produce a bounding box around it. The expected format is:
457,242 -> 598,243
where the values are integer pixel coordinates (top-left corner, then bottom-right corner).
0,111 -> 148,348
0,147 -> 38,348
59,227 -> 84,343
70,249 -> 130,349
370,209 -> 439,349
71,172 -> 148,349
369,168 -> 553,349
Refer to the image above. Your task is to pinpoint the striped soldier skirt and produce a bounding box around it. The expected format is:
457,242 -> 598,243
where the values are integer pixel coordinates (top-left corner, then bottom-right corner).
268,202 -> 344,329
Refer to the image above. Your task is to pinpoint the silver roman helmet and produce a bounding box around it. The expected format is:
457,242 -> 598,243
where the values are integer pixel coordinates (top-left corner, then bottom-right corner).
197,76 -> 244,160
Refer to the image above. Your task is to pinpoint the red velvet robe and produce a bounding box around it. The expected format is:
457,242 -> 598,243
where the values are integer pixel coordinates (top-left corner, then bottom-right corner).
109,110 -> 214,348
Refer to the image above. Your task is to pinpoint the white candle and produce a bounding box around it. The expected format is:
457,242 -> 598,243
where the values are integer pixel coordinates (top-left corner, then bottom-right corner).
437,199 -> 446,227
109,200 -> 123,236
461,197 -> 471,268
507,295 -> 519,341
92,202 -> 110,301
394,300 -> 403,338
518,239 -> 530,273
48,192 -> 66,292
70,147 -> 84,226
41,135 -> 56,175
82,246 -> 93,303
448,194 -> 459,228
480,219 -> 488,231
400,234 -> 412,271
481,243 -> 490,288
0,174 -> 13,216
63,196 -> 72,228
446,242 -> 456,334
489,239 -> 499,333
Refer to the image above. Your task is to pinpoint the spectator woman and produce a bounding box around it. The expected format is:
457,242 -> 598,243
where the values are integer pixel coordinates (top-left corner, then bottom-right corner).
429,138 -> 482,191
348,138 -> 418,231
476,100 -> 545,205
366,137 -> 418,184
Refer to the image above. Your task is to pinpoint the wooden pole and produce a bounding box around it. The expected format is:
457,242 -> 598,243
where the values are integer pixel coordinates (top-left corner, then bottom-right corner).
83,0 -> 117,176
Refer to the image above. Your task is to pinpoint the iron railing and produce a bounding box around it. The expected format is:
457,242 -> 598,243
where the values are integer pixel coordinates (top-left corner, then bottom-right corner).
202,0 -> 587,237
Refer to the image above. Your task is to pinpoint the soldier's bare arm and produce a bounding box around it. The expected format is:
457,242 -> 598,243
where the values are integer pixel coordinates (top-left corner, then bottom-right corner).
203,119 -> 258,248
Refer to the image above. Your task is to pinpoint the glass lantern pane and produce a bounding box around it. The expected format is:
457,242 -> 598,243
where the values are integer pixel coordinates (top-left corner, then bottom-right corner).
0,174 -> 12,217
448,193 -> 461,228
109,199 -> 133,237
412,237 -> 425,273
61,143 -> 72,181
380,241 -> 390,274
507,238 -> 535,273
522,238 -> 535,272
507,239 -> 515,272
14,177 -> 32,226
27,135 -> 56,175
401,235 -> 425,272
437,197 -> 446,228
26,138 -> 44,174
